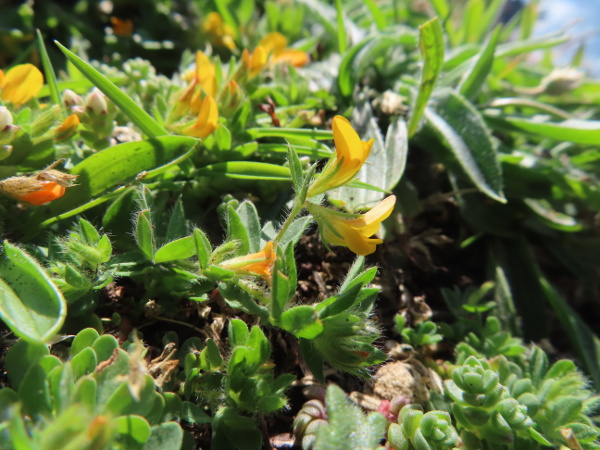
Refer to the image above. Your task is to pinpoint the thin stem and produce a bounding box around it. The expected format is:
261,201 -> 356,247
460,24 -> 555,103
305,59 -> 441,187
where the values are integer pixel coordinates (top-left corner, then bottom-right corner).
273,199 -> 306,246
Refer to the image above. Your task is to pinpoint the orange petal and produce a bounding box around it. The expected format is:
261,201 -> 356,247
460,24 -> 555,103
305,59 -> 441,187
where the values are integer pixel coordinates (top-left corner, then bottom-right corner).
17,182 -> 66,205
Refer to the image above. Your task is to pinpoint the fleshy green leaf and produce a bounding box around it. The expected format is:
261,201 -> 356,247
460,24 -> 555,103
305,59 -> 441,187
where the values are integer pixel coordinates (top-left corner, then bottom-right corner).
0,242 -> 66,343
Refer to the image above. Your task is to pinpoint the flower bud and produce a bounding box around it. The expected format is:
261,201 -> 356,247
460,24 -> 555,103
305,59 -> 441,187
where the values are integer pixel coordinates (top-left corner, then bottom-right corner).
85,88 -> 108,115
0,145 -> 12,161
0,106 -> 18,145
63,89 -> 83,107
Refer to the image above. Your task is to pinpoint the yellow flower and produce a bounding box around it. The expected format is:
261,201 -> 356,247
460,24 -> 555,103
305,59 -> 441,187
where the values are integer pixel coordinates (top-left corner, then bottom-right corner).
312,196 -> 396,256
195,51 -> 217,98
241,46 -> 267,78
203,12 -> 236,50
260,32 -> 308,67
219,241 -> 277,281
182,95 -> 219,138
55,114 -> 80,141
0,64 -> 44,106
307,115 -> 374,197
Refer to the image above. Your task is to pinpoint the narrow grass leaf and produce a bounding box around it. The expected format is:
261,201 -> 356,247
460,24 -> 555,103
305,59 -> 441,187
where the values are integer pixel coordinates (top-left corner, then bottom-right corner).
196,161 -> 290,181
334,0 -> 347,53
363,0 -> 387,30
36,30 -> 61,106
247,127 -> 333,141
458,25 -> 501,99
486,116 -> 600,145
408,17 -> 445,137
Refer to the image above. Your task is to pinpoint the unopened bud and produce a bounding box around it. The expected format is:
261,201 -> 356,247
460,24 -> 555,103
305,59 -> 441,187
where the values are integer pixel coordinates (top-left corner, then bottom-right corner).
63,89 -> 83,107
542,68 -> 584,96
0,107 -> 18,145
0,145 -> 12,161
0,106 -> 13,129
85,88 -> 108,115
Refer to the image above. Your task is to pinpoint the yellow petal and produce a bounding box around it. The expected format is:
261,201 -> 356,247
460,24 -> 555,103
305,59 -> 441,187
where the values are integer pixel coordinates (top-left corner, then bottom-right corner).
183,95 -> 219,138
349,195 -> 396,237
332,115 -> 371,164
274,49 -> 309,67
260,32 -> 288,54
1,64 -> 44,106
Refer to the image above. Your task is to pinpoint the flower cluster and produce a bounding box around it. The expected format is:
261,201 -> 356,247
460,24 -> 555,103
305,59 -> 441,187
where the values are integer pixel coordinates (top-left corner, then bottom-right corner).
307,116 -> 395,256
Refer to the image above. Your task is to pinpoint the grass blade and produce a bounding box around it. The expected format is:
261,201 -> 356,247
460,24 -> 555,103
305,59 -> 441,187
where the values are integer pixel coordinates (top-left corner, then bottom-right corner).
408,17 -> 445,137
36,30 -> 61,106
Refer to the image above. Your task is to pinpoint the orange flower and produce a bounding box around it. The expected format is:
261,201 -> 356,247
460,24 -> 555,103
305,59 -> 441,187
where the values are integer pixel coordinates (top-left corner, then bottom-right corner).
0,64 -> 44,106
307,115 -> 373,197
55,114 -> 80,141
182,95 -> 219,138
110,16 -> 134,37
260,32 -> 308,67
219,241 -> 277,280
310,196 -> 396,255
241,46 -> 267,77
203,12 -> 236,50
0,160 -> 78,206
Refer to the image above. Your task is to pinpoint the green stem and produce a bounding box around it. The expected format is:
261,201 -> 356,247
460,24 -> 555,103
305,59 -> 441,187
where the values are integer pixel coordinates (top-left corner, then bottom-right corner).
273,199 -> 306,246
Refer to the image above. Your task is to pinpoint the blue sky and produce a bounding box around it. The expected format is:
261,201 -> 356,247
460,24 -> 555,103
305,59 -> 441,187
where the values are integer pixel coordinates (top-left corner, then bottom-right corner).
534,0 -> 600,75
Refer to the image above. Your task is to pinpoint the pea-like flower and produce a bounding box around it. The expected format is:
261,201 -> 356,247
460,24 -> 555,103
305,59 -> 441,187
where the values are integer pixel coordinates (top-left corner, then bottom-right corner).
219,241 -> 277,281
0,160 -> 78,205
310,196 -> 396,256
260,32 -> 308,68
203,12 -> 236,50
55,114 -> 80,141
182,95 -> 218,139
241,46 -> 267,78
0,64 -> 44,106
307,115 -> 374,197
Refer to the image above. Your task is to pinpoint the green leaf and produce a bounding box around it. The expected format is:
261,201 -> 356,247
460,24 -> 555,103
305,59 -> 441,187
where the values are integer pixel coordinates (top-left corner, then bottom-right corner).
334,0 -> 347,53
165,198 -> 187,242
246,127 -> 333,141
36,30 -> 61,106
19,364 -> 52,419
196,161 -> 290,181
287,143 -> 304,193
54,41 -> 168,137
229,318 -> 249,348
236,201 -> 261,253
315,385 -> 387,450
193,228 -> 211,269
280,306 -> 324,339
363,0 -> 386,30
114,415 -> 152,446
540,277 -> 600,390
135,209 -> 155,261
144,422 -> 184,450
299,338 -> 325,383
70,347 -> 97,380
28,136 -> 198,228
154,237 -> 196,263
226,205 -> 249,255
426,89 -> 505,203
271,260 -> 290,321
485,116 -> 600,145
4,340 -> 49,390
458,25 -> 501,99
92,334 -> 119,362
408,17 -> 445,137
0,242 -> 67,343
70,328 -> 100,357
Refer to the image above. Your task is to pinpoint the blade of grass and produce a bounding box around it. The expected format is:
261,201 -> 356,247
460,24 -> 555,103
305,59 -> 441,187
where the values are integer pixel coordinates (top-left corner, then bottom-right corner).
54,41 -> 169,138
335,0 -> 347,53
408,17 -> 445,137
36,30 -> 61,106
458,25 -> 501,99
246,127 -> 333,140
363,0 -> 387,30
